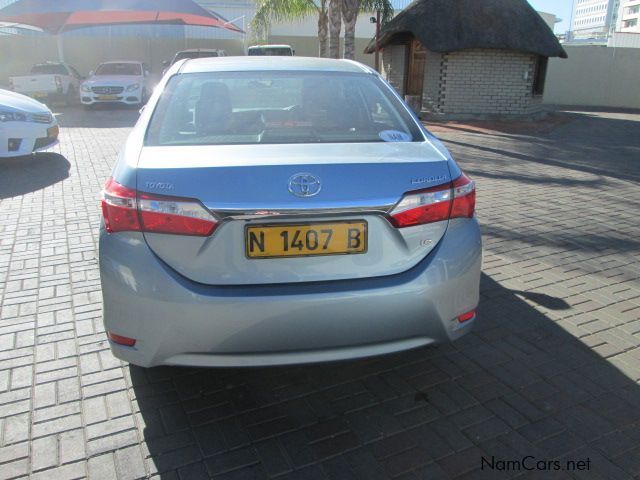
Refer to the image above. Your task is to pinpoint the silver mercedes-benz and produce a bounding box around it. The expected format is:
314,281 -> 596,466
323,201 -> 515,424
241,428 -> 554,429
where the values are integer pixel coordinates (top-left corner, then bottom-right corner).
99,56 -> 481,368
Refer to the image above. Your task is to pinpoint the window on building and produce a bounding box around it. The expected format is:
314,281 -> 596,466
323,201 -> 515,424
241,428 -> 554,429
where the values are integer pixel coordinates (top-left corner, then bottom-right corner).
624,18 -> 638,27
532,57 -> 548,96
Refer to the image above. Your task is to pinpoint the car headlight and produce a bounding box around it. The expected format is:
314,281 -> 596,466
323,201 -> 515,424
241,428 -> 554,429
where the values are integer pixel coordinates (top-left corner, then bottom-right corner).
0,110 -> 27,122
81,84 -> 92,92
126,83 -> 140,92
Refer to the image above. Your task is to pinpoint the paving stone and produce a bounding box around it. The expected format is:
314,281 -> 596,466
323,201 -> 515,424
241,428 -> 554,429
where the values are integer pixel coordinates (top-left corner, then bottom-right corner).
115,445 -> 147,480
88,453 -> 117,480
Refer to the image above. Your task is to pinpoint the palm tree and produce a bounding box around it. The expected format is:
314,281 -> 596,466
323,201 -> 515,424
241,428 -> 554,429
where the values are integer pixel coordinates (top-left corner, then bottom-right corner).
252,0 -> 329,57
252,0 -> 392,60
328,0 -> 342,58
342,0 -> 393,60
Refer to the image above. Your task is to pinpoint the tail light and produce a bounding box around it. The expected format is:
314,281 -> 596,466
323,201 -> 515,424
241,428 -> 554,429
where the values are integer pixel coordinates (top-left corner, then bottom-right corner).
101,177 -> 218,236
390,173 -> 475,228
450,174 -> 476,219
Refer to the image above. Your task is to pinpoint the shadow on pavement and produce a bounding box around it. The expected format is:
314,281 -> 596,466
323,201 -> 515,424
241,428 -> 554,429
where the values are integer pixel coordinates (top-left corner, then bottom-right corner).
129,273 -> 640,479
510,290 -> 571,311
440,111 -> 640,184
52,104 -> 140,129
0,152 -> 70,199
482,225 -> 640,256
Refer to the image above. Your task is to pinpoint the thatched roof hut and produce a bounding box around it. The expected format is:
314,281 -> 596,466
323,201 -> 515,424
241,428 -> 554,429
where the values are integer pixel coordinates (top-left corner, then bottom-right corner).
365,0 -> 567,59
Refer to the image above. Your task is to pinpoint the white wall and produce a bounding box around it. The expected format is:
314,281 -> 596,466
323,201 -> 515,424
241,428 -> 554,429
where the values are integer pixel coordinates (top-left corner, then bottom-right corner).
270,14 -> 377,38
544,45 -> 640,108
608,31 -> 640,47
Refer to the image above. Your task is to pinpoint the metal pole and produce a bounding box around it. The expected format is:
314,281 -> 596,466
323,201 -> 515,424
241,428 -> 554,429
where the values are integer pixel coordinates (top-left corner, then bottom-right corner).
56,34 -> 65,62
374,10 -> 381,72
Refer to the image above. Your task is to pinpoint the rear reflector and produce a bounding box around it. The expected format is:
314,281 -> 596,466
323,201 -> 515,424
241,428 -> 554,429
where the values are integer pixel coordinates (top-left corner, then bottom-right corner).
107,332 -> 136,346
390,173 -> 475,228
101,177 -> 218,236
457,310 -> 476,323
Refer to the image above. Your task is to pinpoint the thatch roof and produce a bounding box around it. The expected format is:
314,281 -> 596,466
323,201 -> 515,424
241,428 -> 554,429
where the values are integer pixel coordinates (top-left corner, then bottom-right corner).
364,0 -> 567,58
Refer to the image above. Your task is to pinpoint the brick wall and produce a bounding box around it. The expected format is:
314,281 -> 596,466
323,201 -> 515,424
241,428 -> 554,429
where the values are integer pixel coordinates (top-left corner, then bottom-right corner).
438,49 -> 542,115
381,45 -> 407,96
380,44 -> 545,116
421,50 -> 444,113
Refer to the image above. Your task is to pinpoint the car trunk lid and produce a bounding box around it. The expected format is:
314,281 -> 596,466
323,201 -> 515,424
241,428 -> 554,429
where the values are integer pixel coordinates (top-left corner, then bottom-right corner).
136,142 -> 453,285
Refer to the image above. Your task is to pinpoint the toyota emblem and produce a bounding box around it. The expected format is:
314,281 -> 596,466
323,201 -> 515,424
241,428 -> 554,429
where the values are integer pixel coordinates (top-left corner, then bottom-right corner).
288,173 -> 321,198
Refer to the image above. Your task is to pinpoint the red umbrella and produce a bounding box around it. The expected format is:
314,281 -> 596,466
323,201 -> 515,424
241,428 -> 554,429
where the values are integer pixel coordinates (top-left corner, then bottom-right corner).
0,0 -> 243,34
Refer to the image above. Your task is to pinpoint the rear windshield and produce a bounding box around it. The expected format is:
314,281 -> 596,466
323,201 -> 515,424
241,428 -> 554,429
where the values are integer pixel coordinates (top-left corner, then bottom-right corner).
248,47 -> 293,56
145,71 -> 423,146
30,64 -> 68,75
95,63 -> 141,76
173,51 -> 219,63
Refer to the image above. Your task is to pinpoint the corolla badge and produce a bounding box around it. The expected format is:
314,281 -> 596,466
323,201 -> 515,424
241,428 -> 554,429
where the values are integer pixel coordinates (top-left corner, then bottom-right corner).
411,175 -> 448,185
288,173 -> 321,198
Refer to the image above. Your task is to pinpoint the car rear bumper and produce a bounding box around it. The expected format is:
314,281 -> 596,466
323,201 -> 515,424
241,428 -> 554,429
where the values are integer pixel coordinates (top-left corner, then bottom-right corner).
15,91 -> 65,102
99,218 -> 482,368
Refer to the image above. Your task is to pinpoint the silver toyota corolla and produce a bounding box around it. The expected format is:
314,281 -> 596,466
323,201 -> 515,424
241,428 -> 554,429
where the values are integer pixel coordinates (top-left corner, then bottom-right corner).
99,57 -> 481,368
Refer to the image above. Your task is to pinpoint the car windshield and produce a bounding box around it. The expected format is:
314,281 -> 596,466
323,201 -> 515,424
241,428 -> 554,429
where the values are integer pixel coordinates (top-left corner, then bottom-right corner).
173,51 -> 219,63
95,63 -> 141,76
145,71 -> 423,146
30,64 -> 68,75
248,47 -> 293,56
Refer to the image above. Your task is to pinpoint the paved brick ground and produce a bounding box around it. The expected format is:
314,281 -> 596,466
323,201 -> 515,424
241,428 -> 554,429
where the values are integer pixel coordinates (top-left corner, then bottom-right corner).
1,107 -> 639,479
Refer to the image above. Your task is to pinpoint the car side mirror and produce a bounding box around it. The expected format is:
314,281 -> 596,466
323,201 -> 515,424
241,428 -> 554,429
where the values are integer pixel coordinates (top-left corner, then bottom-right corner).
144,70 -> 150,77
162,60 -> 169,67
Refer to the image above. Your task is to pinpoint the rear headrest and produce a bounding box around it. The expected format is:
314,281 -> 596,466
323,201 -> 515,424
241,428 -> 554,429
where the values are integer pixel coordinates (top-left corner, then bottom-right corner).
200,81 -> 229,98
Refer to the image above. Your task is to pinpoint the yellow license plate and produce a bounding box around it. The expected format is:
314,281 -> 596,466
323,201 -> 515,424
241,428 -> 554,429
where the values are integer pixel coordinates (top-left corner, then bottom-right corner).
246,221 -> 368,259
47,125 -> 59,138
98,95 -> 118,100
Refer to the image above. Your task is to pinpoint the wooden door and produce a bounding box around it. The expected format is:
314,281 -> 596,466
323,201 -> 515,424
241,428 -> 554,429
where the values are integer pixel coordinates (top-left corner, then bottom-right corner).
405,39 -> 426,96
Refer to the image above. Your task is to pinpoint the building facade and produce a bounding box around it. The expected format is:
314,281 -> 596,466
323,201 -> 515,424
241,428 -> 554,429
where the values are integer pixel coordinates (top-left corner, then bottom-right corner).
570,0 -> 618,40
617,0 -> 640,31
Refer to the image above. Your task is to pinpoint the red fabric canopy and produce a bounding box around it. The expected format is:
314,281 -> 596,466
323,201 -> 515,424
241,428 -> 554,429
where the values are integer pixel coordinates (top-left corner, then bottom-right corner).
0,0 -> 243,34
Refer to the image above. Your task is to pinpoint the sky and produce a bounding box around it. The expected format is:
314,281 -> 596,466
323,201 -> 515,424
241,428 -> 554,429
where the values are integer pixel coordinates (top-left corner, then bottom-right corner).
528,0 -> 574,33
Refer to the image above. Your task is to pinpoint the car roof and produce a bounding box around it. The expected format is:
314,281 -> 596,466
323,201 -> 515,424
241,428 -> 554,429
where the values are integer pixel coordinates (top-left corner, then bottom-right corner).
248,45 -> 292,49
180,56 -> 373,74
176,48 -> 223,53
99,61 -> 143,64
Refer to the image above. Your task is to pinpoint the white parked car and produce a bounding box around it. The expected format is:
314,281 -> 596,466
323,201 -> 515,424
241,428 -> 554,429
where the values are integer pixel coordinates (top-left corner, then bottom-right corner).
80,61 -> 151,108
161,49 -> 226,76
247,44 -> 295,56
0,89 -> 59,157
9,62 -> 83,106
